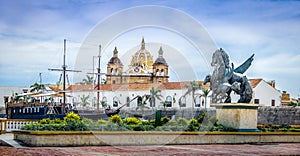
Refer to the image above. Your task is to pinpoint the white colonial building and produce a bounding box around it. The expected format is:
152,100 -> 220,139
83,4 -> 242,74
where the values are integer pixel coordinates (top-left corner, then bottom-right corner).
49,38 -> 283,109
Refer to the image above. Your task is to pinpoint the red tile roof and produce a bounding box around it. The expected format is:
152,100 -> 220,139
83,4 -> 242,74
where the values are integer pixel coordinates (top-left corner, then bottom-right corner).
49,79 -> 264,92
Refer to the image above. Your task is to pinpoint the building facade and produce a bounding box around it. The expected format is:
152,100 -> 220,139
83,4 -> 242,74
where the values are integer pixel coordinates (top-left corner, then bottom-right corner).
106,38 -> 169,85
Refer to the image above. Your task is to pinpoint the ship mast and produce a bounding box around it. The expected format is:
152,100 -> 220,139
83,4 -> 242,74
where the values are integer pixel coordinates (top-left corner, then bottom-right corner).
97,45 -> 101,110
49,39 -> 81,114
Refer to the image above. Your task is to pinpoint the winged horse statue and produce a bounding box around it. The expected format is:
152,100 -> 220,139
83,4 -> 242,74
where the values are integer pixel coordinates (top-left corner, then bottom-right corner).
204,48 -> 254,103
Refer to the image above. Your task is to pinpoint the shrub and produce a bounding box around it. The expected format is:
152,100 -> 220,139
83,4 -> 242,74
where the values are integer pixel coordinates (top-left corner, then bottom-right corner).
50,118 -> 63,124
177,118 -> 189,126
197,112 -> 207,124
161,116 -> 170,125
109,114 -> 123,123
82,118 -> 94,125
189,118 -> 200,127
210,124 -> 236,132
166,120 -> 177,126
64,112 -> 81,122
39,118 -> 51,124
123,117 -> 142,125
97,119 -> 108,125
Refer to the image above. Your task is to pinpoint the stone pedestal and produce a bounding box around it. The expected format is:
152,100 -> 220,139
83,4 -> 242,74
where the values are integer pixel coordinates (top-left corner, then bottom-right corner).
211,103 -> 262,132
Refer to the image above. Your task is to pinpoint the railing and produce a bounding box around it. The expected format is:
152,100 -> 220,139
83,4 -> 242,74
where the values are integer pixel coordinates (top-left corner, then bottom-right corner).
0,119 -> 39,133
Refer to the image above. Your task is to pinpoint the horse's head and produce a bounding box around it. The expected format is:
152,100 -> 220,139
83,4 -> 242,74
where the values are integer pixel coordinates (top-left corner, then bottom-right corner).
211,49 -> 224,67
204,74 -> 211,85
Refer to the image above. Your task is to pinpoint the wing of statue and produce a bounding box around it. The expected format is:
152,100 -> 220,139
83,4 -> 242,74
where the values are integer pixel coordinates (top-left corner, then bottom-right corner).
234,54 -> 254,74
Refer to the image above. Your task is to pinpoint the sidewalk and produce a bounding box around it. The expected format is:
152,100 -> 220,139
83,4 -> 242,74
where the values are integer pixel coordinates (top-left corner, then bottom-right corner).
1,133 -> 300,155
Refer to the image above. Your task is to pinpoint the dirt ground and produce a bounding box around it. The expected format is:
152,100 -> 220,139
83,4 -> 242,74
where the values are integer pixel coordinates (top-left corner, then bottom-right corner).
0,143 -> 300,156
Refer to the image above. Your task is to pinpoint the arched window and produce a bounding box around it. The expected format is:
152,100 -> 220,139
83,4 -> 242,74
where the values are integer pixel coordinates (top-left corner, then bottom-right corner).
156,69 -> 159,76
179,96 -> 186,107
115,68 -> 118,75
111,68 -> 114,74
195,95 -> 201,107
102,96 -> 107,107
166,96 -> 172,107
126,97 -> 130,107
113,97 -> 119,107
161,69 -> 164,76
137,96 -> 142,106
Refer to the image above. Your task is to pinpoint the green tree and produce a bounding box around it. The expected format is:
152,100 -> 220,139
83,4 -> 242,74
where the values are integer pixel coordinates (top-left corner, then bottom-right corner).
202,88 -> 210,110
136,95 -> 150,117
149,87 -> 163,107
79,95 -> 90,107
184,81 -> 203,107
160,100 -> 169,109
100,100 -> 107,108
81,75 -> 94,84
30,82 -> 46,93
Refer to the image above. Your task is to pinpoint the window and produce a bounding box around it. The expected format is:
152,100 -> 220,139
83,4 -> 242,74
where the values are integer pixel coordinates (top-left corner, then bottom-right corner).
113,97 -> 119,107
254,99 -> 260,104
271,100 -> 275,106
179,96 -> 186,107
137,96 -> 142,106
166,96 -> 172,107
202,97 -> 205,107
126,97 -> 130,107
112,80 -> 116,84
160,69 -> 164,76
195,96 -> 201,107
102,96 -> 107,102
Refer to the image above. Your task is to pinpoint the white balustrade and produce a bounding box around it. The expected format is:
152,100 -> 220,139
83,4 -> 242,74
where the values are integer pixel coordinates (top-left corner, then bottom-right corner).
0,119 -> 38,133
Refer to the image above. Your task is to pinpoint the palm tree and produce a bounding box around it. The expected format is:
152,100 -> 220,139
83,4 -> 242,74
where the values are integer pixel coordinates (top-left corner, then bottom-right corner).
30,82 -> 46,93
184,81 -> 203,118
81,75 -> 94,84
100,100 -> 107,108
149,87 -> 163,107
184,81 -> 203,107
202,88 -> 210,110
136,95 -> 150,117
160,100 -> 169,110
79,95 -> 90,107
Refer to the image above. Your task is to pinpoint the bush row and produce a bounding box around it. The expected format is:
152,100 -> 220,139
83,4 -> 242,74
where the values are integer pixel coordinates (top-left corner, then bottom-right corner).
21,112 -> 236,132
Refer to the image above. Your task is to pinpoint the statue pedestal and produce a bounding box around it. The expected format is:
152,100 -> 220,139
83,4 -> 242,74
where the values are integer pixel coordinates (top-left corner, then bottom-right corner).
211,103 -> 262,132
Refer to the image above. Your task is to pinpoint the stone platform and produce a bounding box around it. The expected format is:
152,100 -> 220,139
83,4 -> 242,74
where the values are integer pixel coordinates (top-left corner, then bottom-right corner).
211,103 -> 263,131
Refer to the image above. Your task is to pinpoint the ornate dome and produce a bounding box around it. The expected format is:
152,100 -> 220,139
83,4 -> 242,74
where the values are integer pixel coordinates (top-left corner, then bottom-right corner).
154,46 -> 167,66
129,38 -> 154,71
108,47 -> 123,65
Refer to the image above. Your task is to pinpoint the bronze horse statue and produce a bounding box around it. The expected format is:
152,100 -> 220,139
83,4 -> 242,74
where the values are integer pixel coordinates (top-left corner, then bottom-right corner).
204,48 -> 254,103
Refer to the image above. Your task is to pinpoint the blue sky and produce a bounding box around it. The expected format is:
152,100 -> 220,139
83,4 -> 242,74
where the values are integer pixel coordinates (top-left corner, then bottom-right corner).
0,0 -> 300,97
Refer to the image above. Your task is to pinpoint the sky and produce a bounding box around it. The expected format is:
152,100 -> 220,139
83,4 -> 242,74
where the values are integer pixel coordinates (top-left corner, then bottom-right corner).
0,0 -> 300,97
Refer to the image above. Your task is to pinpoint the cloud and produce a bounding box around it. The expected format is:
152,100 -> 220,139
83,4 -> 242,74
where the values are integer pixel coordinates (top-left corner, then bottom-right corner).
0,0 -> 300,97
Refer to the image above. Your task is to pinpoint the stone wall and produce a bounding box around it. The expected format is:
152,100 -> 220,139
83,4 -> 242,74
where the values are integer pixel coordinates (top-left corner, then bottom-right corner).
120,107 -> 216,120
13,131 -> 300,147
120,106 -> 300,125
258,106 -> 300,125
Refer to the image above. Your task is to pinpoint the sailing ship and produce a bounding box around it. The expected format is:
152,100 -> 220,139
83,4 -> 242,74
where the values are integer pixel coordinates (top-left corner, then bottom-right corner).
4,39 -> 81,119
4,39 -> 132,120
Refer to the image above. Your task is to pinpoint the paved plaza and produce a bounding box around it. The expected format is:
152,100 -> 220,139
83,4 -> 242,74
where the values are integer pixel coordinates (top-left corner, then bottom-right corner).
1,133 -> 300,155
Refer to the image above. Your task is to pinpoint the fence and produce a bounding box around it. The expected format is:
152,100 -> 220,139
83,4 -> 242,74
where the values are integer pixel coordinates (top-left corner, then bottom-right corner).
0,119 -> 38,133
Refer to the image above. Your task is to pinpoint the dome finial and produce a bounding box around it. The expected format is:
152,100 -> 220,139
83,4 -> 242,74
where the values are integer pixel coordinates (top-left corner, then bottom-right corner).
113,46 -> 118,57
141,37 -> 145,50
158,46 -> 163,57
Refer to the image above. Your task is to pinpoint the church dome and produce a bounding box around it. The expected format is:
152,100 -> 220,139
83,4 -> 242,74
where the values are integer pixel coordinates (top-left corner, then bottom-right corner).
129,38 -> 154,70
108,47 -> 123,65
154,46 -> 167,66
